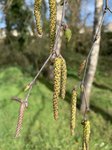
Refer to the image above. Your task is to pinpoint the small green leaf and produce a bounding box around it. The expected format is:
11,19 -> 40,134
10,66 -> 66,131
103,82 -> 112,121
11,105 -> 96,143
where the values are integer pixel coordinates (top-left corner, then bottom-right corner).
64,28 -> 72,42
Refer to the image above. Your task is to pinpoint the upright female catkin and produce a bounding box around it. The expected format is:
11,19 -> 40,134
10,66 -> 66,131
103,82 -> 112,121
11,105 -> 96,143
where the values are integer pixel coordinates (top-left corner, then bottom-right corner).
70,88 -> 77,135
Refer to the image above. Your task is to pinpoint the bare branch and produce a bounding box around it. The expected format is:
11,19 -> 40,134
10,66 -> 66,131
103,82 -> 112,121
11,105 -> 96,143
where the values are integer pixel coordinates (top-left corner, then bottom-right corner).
105,0 -> 112,13
24,53 -> 52,102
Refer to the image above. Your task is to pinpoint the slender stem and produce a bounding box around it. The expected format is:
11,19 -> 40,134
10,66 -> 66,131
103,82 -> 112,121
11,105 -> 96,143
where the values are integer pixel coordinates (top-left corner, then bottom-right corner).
24,54 -> 52,102
105,0 -> 112,13
31,54 -> 52,85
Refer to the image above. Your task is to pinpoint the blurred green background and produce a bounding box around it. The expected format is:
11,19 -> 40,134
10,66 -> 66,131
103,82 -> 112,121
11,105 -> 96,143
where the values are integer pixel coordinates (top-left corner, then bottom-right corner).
0,0 -> 112,150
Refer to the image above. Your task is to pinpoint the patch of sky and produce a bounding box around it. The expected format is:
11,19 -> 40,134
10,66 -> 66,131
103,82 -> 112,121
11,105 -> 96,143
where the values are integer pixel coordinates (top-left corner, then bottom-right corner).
0,0 -> 112,28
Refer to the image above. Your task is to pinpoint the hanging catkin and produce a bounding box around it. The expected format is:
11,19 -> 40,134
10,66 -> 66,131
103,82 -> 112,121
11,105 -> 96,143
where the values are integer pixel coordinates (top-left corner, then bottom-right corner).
53,57 -> 62,120
60,57 -> 67,99
82,120 -> 91,150
70,88 -> 77,135
49,0 -> 56,52
34,0 -> 43,36
15,102 -> 26,138
78,59 -> 86,77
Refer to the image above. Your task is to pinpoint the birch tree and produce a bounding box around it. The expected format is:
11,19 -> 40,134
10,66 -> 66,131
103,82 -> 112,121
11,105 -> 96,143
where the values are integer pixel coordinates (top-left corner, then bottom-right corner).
80,0 -> 103,113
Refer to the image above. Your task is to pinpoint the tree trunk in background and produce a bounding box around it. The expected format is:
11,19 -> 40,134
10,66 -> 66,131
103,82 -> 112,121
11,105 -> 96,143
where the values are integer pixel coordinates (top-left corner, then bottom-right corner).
80,0 -> 103,113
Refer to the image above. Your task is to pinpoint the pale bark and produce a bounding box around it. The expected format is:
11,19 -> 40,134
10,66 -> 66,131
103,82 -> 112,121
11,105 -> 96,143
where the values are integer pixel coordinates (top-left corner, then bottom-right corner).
56,0 -> 63,55
80,0 -> 103,113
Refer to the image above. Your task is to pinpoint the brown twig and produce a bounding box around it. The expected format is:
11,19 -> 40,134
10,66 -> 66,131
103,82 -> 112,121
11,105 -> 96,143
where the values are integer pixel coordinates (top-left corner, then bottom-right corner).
24,53 -> 52,103
12,97 -> 22,103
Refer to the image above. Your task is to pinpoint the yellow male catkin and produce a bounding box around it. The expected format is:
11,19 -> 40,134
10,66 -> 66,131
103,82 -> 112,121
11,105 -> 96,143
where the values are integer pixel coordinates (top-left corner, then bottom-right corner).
78,59 -> 86,77
60,57 -> 67,99
34,0 -> 43,36
53,57 -> 62,120
82,120 -> 91,150
49,0 -> 56,52
70,89 -> 77,135
15,102 -> 26,138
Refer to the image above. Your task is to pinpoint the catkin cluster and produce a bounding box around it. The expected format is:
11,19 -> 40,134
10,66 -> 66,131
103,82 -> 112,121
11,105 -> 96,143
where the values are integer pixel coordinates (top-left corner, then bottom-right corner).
82,120 -> 91,150
53,56 -> 67,120
34,0 -> 43,36
15,102 -> 26,138
49,0 -> 56,52
70,89 -> 77,135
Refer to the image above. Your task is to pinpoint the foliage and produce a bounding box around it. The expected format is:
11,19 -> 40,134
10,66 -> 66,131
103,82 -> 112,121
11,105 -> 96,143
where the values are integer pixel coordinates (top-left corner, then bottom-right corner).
101,32 -> 112,55
5,0 -> 32,48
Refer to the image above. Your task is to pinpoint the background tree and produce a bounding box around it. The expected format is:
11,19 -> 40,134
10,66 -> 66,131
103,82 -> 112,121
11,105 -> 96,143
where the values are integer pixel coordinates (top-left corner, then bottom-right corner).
80,0 -> 103,113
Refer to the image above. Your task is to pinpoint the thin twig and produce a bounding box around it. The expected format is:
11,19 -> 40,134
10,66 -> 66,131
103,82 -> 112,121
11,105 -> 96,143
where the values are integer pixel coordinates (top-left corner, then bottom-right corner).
107,7 -> 112,14
24,53 -> 52,102
12,97 -> 22,103
105,0 -> 112,13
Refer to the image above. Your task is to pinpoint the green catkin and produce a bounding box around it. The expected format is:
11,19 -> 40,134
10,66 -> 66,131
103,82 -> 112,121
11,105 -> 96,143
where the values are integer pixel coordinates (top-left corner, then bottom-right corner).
82,120 -> 91,150
49,0 -> 56,52
53,57 -> 62,120
34,0 -> 43,36
78,59 -> 86,77
60,57 -> 67,99
70,89 -> 77,135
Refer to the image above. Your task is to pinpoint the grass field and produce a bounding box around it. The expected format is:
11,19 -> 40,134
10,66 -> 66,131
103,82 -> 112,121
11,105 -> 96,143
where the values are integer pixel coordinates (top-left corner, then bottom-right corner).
0,55 -> 112,150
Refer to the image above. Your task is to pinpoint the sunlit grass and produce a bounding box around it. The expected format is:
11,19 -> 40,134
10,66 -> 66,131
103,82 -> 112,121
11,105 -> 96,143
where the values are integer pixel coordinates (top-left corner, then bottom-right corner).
0,66 -> 112,150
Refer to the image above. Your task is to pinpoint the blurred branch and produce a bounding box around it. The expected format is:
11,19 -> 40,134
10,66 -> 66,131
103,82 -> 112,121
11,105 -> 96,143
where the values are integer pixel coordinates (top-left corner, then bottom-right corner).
78,0 -> 112,119
105,0 -> 112,13
4,0 -> 13,12
82,0 -> 112,85
24,54 -> 52,103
